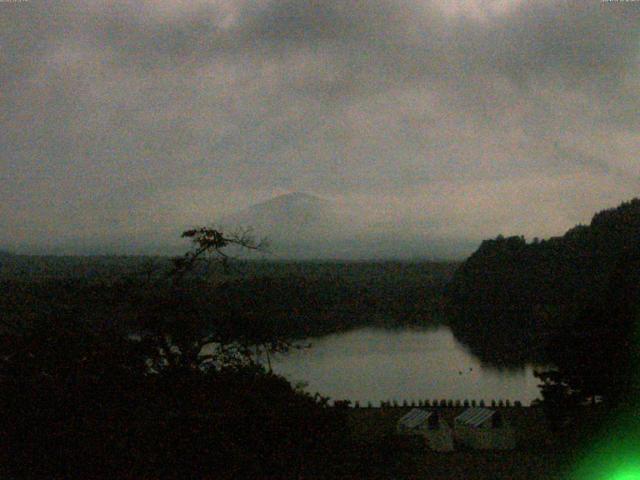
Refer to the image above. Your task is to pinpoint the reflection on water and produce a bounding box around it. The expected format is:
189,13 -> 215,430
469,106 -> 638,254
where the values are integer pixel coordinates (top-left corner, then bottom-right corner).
267,326 -> 542,406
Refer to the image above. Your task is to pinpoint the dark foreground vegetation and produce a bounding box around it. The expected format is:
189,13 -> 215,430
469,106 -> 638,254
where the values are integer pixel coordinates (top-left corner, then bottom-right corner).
1,230 -> 413,479
1,316 -> 404,479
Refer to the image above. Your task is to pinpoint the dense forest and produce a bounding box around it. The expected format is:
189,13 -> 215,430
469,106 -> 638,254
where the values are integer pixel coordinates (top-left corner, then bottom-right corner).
448,198 -> 640,308
0,257 -> 456,341
446,198 -> 640,381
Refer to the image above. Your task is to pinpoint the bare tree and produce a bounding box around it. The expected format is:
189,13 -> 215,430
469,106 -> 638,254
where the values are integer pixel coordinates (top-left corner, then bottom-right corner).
170,226 -> 269,283
145,226 -> 287,372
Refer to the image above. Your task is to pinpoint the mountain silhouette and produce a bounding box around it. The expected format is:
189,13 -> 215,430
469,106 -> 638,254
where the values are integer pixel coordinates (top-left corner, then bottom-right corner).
218,192 -> 345,258
217,192 -> 473,260
221,192 -> 335,236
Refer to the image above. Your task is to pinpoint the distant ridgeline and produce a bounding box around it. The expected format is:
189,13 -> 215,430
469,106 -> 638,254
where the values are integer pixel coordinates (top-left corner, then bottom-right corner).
445,198 -> 640,366
0,258 -> 457,338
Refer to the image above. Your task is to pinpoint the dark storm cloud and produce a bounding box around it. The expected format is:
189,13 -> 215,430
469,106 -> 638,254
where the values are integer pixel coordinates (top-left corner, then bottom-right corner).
1,0 -> 639,252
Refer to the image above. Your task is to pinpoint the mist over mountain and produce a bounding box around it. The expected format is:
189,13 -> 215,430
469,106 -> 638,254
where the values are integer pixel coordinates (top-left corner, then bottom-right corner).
9,191 -> 476,259
218,192 -> 475,260
220,192 -> 337,239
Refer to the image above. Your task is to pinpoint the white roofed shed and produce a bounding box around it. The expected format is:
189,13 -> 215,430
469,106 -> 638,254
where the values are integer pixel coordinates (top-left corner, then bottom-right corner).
396,409 -> 454,452
454,408 -> 515,450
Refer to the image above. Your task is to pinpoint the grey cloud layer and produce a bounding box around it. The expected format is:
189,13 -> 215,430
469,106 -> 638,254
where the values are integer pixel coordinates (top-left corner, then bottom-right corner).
1,0 -> 639,252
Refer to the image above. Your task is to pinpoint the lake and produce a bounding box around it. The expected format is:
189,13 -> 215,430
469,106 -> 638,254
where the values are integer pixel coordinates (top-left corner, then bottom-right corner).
267,326 -> 543,406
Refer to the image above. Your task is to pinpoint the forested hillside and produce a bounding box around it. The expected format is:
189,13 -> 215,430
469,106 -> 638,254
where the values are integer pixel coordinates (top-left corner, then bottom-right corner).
446,198 -> 640,365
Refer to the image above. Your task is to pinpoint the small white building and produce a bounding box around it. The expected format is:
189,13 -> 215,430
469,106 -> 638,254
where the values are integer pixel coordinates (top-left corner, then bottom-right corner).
396,409 -> 454,452
453,407 -> 516,450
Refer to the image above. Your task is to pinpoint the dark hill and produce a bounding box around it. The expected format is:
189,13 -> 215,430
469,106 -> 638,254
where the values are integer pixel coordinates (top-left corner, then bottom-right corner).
446,198 -> 640,365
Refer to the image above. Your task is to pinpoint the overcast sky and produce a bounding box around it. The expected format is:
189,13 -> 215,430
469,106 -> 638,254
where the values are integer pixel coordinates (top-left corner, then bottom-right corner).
1,0 -> 639,253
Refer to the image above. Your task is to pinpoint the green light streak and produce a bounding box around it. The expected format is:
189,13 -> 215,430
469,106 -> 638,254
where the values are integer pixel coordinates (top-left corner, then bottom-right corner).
568,305 -> 640,480
611,471 -> 640,480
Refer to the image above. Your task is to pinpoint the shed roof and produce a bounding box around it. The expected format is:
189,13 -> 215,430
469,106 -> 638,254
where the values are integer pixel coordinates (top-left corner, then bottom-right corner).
398,409 -> 432,429
455,408 -> 495,427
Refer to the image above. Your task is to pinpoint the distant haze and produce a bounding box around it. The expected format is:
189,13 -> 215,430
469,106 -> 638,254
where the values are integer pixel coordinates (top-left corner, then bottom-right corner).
1,1 -> 639,256
219,192 -> 478,259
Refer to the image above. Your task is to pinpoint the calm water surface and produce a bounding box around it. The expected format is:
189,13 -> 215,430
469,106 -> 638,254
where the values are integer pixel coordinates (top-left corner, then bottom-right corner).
268,326 -> 542,406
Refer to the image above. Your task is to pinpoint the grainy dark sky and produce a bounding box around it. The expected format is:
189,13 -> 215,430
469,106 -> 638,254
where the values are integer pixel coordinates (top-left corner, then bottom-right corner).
1,1 -> 638,253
